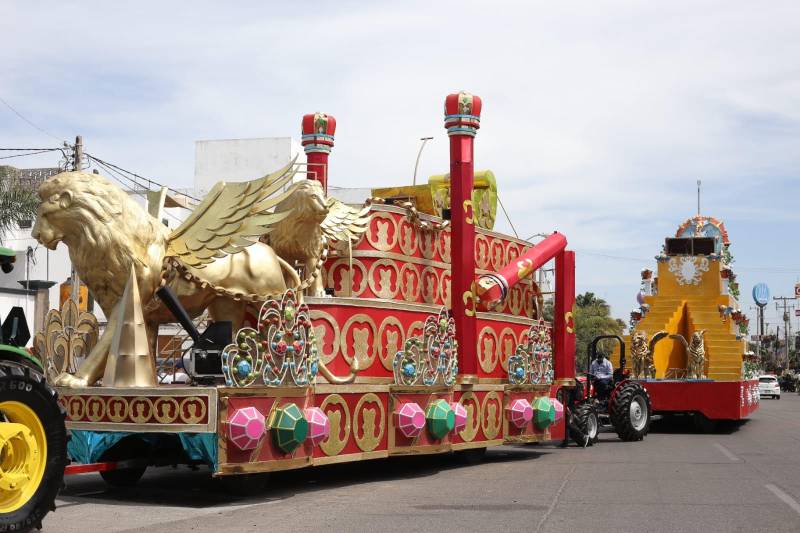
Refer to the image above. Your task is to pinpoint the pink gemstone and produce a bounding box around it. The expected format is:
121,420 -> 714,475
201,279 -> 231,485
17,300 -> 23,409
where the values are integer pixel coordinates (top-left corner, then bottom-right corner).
450,401 -> 468,432
506,398 -> 533,429
304,407 -> 330,446
228,406 -> 266,450
396,402 -> 426,438
552,399 -> 564,422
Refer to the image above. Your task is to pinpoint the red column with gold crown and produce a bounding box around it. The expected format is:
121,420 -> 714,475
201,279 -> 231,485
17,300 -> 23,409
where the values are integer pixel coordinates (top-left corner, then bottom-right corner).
301,112 -> 336,192
553,251 -> 576,381
444,91 -> 482,380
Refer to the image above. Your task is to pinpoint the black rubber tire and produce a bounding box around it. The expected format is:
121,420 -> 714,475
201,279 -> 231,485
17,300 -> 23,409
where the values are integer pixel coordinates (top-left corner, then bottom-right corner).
609,381 -> 651,441
571,403 -> 599,446
0,362 -> 67,533
454,447 -> 487,465
98,437 -> 149,487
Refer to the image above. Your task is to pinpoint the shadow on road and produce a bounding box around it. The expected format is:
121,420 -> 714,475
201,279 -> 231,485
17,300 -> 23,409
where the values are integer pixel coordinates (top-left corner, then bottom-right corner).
649,414 -> 749,435
59,444 -> 551,510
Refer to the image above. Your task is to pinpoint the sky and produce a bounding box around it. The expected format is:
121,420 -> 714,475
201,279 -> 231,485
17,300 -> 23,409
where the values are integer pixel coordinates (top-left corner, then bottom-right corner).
1,1 -> 799,331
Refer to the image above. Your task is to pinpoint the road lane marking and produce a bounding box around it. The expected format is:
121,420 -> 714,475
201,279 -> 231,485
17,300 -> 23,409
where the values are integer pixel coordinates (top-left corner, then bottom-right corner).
535,464 -> 576,533
714,443 -> 741,462
765,484 -> 800,516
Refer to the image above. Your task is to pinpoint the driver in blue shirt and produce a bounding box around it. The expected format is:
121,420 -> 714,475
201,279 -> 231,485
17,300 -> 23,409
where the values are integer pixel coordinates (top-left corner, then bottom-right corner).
589,352 -> 613,399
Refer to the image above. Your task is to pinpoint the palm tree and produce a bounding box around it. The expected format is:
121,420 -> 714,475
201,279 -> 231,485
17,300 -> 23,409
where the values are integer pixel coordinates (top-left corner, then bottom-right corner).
576,292 -> 608,308
0,166 -> 39,244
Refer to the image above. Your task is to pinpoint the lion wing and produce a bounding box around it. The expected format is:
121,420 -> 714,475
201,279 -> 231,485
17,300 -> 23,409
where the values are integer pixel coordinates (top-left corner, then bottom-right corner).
321,197 -> 370,245
166,159 -> 297,268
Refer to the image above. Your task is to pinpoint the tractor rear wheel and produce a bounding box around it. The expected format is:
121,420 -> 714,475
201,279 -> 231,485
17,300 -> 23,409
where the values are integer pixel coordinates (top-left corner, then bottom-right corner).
570,403 -> 599,446
0,363 -> 67,532
610,382 -> 651,441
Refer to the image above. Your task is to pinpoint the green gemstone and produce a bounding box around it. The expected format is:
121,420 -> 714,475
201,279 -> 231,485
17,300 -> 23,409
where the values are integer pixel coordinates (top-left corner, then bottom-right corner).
533,396 -> 555,429
272,402 -> 308,453
426,399 -> 455,439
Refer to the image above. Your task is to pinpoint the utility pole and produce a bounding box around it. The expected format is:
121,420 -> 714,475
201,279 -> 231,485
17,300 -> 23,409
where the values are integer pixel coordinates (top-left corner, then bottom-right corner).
774,296 -> 796,368
70,136 -> 82,304
697,179 -> 701,215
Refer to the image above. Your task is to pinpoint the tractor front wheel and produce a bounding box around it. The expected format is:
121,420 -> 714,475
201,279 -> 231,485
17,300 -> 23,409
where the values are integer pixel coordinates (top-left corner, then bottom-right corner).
610,382 -> 651,441
571,403 -> 599,446
0,363 -> 67,532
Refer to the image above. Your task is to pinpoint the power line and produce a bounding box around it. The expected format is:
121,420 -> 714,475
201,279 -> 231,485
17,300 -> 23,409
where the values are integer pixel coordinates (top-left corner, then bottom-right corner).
0,95 -> 64,142
0,148 -> 62,160
84,152 -> 199,203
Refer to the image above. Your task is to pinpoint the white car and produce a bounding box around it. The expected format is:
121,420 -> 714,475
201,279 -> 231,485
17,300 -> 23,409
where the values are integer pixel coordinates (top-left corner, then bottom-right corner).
758,375 -> 781,399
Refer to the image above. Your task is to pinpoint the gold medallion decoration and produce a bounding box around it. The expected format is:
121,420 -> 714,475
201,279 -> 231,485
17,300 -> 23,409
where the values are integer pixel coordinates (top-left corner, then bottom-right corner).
86,395 -> 105,422
340,314 -> 378,369
398,217 -> 419,256
477,326 -> 500,373
437,229 -> 452,263
565,311 -> 575,334
326,259 -> 368,297
475,234 -> 491,270
463,199 -> 474,225
179,396 -> 207,424
106,396 -> 130,423
66,396 -> 86,420
320,394 -> 351,456
367,212 -> 399,252
421,266 -> 440,303
508,286 -> 524,316
499,327 -> 518,372
33,298 -> 99,383
154,397 -> 180,423
353,393 -> 385,452
378,316 -> 406,371
481,391 -> 502,440
129,396 -> 154,424
368,259 -> 400,299
419,230 -> 437,260
309,310 -> 341,365
440,270 -> 452,308
407,320 -> 425,339
505,242 -> 521,266
399,263 -> 422,302
458,392 -> 480,442
489,238 -> 505,271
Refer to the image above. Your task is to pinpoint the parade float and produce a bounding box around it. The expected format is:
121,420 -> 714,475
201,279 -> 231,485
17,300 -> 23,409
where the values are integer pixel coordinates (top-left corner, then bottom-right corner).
3,92 -> 627,531
610,215 -> 760,430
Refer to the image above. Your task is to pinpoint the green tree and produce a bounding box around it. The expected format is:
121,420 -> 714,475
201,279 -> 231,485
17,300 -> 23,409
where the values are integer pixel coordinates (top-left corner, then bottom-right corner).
0,166 -> 39,244
574,291 -> 625,372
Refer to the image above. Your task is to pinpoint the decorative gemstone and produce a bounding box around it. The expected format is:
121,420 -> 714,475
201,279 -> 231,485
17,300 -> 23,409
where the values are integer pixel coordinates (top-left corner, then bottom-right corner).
506,398 -> 533,428
310,362 -> 319,375
303,407 -> 330,446
449,401 -> 468,432
396,402 -> 426,438
272,403 -> 308,453
277,340 -> 287,353
228,406 -> 266,451
533,396 -> 556,429
552,399 -> 564,423
515,367 -> 525,379
426,399 -> 455,439
236,360 -> 251,376
403,363 -> 416,377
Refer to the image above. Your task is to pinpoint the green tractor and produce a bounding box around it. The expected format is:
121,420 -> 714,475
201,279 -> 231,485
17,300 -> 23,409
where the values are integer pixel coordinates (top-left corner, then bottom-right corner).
0,246 -> 67,532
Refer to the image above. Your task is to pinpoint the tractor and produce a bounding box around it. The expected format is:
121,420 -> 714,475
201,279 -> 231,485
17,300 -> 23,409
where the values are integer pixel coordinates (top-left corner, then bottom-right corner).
0,246 -> 67,532
568,335 -> 652,445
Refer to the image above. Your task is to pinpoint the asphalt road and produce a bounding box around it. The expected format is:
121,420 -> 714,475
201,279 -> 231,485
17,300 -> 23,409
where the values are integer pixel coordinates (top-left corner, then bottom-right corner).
46,393 -> 800,533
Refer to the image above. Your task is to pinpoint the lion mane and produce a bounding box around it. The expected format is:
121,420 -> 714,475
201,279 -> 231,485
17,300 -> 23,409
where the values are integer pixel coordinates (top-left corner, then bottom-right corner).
35,172 -> 169,316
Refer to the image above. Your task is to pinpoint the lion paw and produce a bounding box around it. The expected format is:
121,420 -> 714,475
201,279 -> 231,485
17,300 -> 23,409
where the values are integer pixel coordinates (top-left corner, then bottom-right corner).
54,373 -> 89,388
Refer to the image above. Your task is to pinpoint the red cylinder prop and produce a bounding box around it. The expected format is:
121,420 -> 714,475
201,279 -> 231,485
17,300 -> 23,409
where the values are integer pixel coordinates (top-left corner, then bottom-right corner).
553,251 -> 576,381
444,91 -> 482,380
301,112 -> 336,191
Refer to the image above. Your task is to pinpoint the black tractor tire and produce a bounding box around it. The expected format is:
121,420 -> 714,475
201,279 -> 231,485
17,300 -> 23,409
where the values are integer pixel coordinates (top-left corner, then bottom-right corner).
609,381 -> 651,441
99,437 -> 149,487
0,362 -> 67,532
570,403 -> 599,446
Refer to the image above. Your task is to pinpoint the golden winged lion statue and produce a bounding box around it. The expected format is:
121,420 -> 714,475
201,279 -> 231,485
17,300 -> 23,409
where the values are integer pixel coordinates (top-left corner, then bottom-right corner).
31,161 -> 368,387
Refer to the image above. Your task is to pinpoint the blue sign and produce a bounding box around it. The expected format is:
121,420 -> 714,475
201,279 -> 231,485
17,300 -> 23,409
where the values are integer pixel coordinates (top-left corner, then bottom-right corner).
752,283 -> 770,307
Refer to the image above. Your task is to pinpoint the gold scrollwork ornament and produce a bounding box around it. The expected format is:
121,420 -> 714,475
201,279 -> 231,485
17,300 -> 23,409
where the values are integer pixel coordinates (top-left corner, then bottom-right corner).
481,391 -> 502,440
353,393 -> 385,452
320,394 -> 351,456
458,392 -> 480,442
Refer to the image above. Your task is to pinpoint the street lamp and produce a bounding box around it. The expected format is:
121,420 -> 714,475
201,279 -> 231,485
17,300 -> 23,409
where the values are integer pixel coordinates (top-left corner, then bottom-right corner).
412,137 -> 434,186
